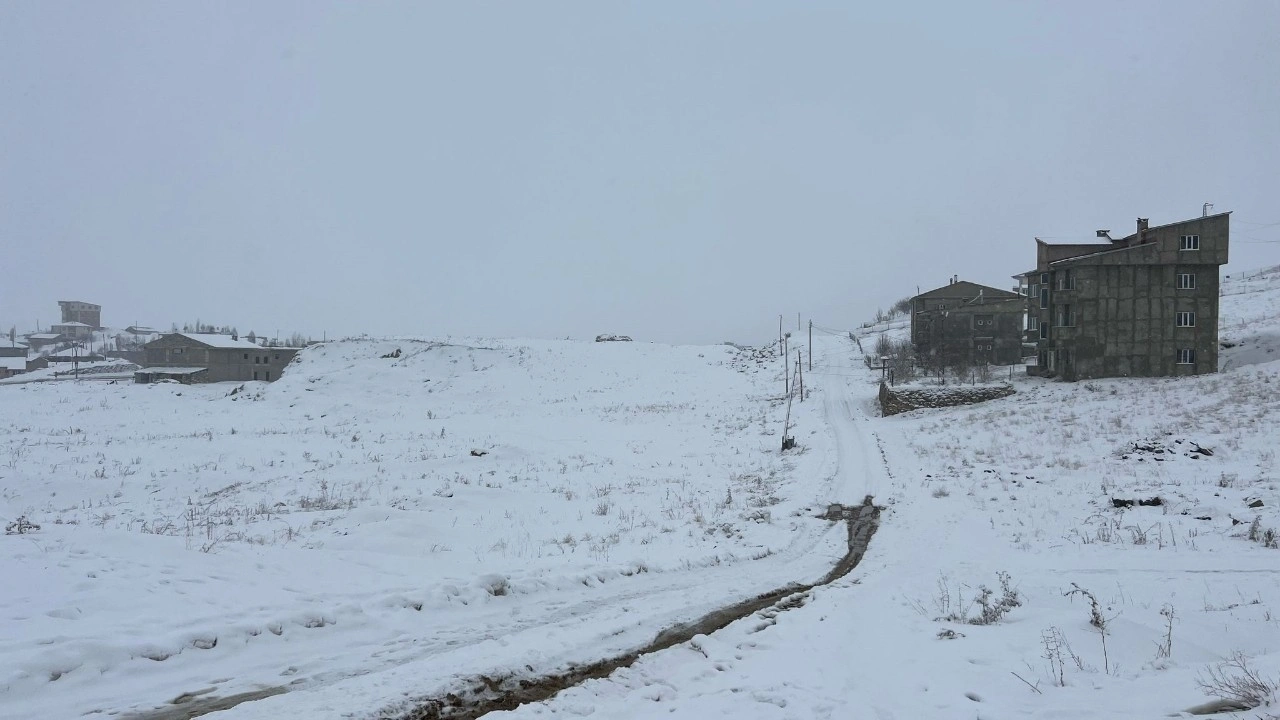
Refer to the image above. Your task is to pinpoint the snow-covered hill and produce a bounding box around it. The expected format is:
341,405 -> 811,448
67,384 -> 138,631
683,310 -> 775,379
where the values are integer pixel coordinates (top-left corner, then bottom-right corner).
484,268 -> 1280,720
0,337 -> 848,719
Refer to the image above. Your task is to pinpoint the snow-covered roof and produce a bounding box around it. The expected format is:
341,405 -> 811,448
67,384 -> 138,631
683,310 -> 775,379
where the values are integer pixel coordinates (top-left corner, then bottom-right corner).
0,357 -> 27,370
55,321 -> 92,328
171,333 -> 265,349
47,347 -> 101,358
134,367 -> 208,376
27,333 -> 63,340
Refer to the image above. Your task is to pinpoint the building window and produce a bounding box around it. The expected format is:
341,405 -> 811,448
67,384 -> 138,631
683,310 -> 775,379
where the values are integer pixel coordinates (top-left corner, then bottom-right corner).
274,353 -> 280,360
1056,304 -> 1074,327
1055,269 -> 1075,290
263,356 -> 269,364
243,353 -> 249,360
173,348 -> 183,355
1039,321 -> 1048,340
1180,234 -> 1200,250
1026,314 -> 1037,331
1041,272 -> 1049,284
1040,288 -> 1049,309
1177,348 -> 1195,365
1177,273 -> 1196,289
1176,311 -> 1195,327
254,371 -> 259,380
265,371 -> 271,381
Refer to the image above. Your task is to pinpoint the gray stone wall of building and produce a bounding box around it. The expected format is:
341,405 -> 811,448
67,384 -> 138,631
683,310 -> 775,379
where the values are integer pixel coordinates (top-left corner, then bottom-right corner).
58,302 -> 101,328
1031,213 -> 1227,381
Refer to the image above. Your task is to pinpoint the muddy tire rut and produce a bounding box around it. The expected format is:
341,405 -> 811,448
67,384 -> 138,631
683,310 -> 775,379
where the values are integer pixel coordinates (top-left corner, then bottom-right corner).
388,496 -> 881,720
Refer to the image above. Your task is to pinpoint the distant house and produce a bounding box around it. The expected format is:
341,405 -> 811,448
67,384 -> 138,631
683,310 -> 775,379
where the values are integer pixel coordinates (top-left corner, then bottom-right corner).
24,333 -> 67,349
137,333 -> 300,383
125,325 -> 160,336
1017,213 -> 1229,380
50,321 -> 93,339
58,300 -> 101,328
0,356 -> 27,380
0,347 -> 25,359
910,279 -> 1025,367
45,346 -> 105,363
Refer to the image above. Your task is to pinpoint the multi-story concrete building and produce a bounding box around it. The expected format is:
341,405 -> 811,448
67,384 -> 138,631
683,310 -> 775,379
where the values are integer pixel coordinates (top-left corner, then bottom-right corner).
58,301 -> 101,328
1017,213 -> 1229,380
910,279 -> 1026,367
137,333 -> 300,383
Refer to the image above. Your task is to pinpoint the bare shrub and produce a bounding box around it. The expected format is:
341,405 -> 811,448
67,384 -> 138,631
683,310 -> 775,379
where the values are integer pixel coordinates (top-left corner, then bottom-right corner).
931,486 -> 950,498
1065,583 -> 1112,673
1196,651 -> 1278,709
5,515 -> 40,535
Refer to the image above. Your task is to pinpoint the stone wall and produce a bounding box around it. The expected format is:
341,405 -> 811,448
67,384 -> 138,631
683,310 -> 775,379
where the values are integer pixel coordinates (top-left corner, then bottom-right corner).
878,381 -> 1015,416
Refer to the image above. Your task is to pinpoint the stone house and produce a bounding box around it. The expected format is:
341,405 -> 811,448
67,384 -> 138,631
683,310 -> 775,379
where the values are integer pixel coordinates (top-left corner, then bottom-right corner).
1017,213 -> 1229,380
910,279 -> 1026,367
58,301 -> 101,328
137,333 -> 300,383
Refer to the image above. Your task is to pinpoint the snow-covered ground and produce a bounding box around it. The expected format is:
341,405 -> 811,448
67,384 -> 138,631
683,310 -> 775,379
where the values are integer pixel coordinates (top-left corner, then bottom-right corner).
468,267 -> 1280,720
0,337 -> 851,719
4,267 -> 1280,720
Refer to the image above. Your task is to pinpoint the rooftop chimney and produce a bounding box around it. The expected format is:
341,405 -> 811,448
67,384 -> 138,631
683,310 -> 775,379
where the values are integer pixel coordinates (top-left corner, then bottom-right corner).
1137,217 -> 1149,243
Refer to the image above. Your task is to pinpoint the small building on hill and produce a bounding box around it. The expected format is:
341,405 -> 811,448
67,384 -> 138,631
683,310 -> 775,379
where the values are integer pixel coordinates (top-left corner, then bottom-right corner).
910,279 -> 1025,367
137,333 -> 299,383
25,333 -> 67,350
0,356 -> 27,380
51,321 -> 93,339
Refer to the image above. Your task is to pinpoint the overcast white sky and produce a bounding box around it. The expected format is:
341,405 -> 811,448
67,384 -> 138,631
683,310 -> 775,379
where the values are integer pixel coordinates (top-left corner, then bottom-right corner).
2,1 -> 1278,344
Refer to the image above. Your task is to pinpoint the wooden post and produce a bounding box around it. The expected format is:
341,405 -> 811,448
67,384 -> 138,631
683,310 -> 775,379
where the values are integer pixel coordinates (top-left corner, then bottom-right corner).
808,321 -> 812,370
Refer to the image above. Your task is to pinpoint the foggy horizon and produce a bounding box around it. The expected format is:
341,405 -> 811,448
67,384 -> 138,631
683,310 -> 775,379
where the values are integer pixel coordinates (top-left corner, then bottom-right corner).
3,1 -> 1278,346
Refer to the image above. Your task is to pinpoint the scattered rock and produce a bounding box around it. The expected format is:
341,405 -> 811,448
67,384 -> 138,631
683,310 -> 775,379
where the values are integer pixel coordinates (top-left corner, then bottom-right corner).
470,449 -> 488,457
1248,498 -> 1265,509
594,334 -> 633,342
1112,497 -> 1162,509
381,348 -> 402,359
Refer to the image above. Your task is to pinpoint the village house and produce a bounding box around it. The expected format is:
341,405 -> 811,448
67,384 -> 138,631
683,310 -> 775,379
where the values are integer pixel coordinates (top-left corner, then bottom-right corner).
910,278 -> 1025,367
58,300 -> 101,328
1017,212 -> 1229,380
24,333 -> 67,350
136,333 -> 300,384
50,321 -> 93,339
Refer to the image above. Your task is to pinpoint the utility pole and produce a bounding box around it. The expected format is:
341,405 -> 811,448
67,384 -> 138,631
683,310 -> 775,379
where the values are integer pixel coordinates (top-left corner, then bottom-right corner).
797,351 -> 804,401
778,315 -> 783,349
783,333 -> 789,395
808,321 -> 812,370
797,312 -> 801,331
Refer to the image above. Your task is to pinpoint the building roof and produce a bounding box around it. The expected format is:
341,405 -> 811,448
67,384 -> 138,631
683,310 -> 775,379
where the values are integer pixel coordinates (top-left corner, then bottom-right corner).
26,333 -> 64,340
1113,210 -> 1232,244
914,280 -> 1022,301
54,321 -> 92,328
58,300 -> 101,308
135,367 -> 209,376
0,357 -> 27,371
169,333 -> 266,349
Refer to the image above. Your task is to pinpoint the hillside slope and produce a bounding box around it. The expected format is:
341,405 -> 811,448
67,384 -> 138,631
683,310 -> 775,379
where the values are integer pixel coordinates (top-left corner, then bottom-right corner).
0,337 -> 847,719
